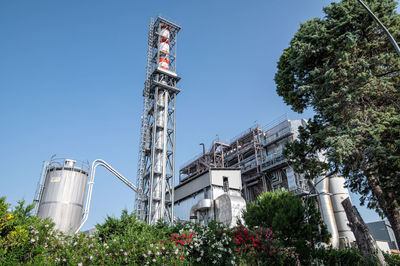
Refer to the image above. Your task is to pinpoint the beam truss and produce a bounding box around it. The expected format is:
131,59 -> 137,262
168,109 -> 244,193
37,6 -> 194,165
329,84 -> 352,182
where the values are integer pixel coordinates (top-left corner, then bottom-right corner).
135,16 -> 181,224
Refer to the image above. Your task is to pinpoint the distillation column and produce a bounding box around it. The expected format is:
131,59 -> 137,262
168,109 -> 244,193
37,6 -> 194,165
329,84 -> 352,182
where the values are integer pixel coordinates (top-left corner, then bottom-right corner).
135,16 -> 181,224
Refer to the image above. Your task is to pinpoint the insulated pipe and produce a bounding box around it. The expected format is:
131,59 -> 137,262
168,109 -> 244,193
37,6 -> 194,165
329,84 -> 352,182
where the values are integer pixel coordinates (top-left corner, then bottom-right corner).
75,159 -> 140,233
315,176 -> 339,248
329,176 -> 356,247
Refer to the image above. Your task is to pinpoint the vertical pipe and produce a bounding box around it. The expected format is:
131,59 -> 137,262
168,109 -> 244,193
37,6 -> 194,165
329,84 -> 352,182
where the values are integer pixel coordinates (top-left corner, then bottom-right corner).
316,176 -> 339,248
148,87 -> 159,223
171,93 -> 176,224
160,90 -> 169,219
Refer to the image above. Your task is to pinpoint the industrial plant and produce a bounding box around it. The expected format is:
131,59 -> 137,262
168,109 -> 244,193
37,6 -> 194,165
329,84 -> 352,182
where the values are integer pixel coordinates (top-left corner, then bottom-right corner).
32,15 -> 357,249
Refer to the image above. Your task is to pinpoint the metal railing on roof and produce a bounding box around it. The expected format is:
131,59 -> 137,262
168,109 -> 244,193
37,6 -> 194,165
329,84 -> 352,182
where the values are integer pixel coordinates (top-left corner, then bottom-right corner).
262,114 -> 288,132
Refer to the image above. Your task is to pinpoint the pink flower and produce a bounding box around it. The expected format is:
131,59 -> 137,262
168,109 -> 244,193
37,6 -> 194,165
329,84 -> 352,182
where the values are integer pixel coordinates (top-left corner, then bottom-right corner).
78,263 -> 83,266
30,238 -> 36,243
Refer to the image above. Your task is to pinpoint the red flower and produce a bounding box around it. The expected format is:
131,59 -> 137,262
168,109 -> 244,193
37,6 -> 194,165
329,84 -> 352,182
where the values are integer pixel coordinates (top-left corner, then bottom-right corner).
180,255 -> 184,260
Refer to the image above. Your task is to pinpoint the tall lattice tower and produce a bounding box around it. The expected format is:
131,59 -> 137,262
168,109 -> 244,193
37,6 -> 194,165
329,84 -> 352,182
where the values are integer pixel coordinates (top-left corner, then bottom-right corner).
135,16 -> 181,224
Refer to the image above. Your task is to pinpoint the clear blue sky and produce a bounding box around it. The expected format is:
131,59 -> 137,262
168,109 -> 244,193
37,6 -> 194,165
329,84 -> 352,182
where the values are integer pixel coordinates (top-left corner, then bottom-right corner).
1,0 -> 398,230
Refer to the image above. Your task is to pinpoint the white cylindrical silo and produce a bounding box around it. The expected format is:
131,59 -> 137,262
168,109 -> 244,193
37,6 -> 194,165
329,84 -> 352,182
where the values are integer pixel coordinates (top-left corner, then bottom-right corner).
37,159 -> 89,234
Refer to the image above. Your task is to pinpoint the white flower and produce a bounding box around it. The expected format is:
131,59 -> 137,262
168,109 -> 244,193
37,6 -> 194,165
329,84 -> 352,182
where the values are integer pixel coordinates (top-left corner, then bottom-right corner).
196,257 -> 201,262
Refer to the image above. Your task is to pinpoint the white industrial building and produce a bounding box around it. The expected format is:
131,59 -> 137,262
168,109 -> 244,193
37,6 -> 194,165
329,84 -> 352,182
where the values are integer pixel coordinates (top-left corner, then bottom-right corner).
174,168 -> 246,227
178,117 -> 356,248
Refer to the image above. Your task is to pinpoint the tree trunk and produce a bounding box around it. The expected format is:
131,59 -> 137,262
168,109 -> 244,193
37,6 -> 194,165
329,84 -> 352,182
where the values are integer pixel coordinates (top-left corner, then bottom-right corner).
368,175 -> 400,249
342,197 -> 386,266
385,204 -> 400,249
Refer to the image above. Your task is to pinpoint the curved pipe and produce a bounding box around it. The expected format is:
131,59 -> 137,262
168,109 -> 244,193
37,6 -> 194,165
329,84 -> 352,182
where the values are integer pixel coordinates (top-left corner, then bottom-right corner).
316,176 -> 339,248
75,159 -> 140,233
190,199 -> 212,223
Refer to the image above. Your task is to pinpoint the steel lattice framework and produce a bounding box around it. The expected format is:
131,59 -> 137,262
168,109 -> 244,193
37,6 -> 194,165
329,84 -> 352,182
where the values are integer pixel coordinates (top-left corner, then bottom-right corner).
135,16 -> 181,224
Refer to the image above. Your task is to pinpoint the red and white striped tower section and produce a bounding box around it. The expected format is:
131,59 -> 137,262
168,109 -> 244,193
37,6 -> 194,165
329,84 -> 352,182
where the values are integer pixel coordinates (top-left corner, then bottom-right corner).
136,16 -> 181,225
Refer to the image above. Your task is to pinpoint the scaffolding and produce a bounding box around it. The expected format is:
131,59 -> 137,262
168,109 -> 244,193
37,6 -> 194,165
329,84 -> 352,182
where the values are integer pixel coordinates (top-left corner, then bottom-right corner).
178,117 -> 309,202
135,16 -> 181,224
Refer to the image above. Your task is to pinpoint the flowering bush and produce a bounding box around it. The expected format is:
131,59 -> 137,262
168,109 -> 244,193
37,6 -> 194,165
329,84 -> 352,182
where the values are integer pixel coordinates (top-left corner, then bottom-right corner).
173,221 -> 236,265
231,226 -> 300,265
0,197 -> 375,265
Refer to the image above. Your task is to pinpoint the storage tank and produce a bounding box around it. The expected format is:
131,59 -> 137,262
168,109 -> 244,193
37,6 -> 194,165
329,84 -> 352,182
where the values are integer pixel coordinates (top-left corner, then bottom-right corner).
37,158 -> 89,234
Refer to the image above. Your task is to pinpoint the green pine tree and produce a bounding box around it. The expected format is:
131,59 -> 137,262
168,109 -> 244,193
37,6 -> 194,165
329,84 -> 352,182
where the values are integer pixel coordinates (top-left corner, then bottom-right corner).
275,0 -> 400,248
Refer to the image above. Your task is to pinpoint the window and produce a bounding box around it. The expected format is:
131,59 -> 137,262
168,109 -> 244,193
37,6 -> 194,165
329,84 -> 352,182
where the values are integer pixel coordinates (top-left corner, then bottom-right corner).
223,176 -> 229,192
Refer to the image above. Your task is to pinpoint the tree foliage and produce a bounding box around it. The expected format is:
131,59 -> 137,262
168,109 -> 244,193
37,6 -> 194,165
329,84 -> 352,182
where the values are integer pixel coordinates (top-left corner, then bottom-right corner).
275,0 -> 400,246
242,190 -> 330,264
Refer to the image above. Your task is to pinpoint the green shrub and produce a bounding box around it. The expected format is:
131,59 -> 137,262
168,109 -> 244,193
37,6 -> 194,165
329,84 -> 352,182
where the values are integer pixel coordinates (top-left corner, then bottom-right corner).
242,190 -> 330,264
314,247 -> 377,265
384,252 -> 400,266
0,196 -> 381,265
